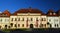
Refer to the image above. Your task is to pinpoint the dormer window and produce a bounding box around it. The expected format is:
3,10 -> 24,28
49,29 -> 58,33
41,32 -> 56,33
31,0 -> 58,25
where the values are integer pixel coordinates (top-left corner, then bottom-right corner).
50,13 -> 52,15
53,13 -> 56,15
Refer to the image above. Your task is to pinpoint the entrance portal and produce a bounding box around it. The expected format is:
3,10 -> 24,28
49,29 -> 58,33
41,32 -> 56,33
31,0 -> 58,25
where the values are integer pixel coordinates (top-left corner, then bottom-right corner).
5,25 -> 7,29
30,24 -> 33,28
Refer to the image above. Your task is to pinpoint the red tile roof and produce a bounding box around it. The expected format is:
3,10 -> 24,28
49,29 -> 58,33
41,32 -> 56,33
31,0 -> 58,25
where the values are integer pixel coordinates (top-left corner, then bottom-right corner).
46,9 -> 58,16
56,10 -> 60,16
2,10 -> 11,17
13,8 -> 44,15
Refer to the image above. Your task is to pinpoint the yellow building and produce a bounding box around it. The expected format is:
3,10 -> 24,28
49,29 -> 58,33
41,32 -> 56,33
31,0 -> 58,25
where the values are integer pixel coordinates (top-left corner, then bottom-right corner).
10,8 -> 48,29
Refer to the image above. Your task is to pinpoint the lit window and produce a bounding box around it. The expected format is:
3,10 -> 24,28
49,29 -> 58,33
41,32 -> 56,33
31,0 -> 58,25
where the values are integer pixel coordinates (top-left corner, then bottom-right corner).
53,13 -> 56,15
50,13 -> 52,15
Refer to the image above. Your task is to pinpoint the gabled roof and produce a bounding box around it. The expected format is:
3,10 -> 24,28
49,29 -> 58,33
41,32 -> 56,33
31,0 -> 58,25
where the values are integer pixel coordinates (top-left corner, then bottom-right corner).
46,9 -> 58,16
13,8 -> 44,15
1,10 -> 11,17
56,10 -> 60,16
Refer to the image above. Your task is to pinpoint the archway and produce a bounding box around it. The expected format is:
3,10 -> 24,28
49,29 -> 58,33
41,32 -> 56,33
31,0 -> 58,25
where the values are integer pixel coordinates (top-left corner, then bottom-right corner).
5,25 -> 7,29
0,26 -> 1,29
30,24 -> 33,28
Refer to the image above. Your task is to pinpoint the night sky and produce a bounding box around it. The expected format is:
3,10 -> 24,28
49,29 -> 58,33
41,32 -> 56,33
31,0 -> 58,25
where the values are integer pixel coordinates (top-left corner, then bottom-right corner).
0,0 -> 60,13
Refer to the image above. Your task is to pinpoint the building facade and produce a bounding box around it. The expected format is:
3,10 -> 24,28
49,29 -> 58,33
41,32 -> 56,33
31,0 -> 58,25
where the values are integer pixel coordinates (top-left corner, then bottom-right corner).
0,8 -> 60,29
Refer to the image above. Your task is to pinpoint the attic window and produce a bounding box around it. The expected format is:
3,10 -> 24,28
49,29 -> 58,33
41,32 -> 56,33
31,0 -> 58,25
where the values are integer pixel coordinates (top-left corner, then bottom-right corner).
53,13 -> 56,15
50,13 -> 52,15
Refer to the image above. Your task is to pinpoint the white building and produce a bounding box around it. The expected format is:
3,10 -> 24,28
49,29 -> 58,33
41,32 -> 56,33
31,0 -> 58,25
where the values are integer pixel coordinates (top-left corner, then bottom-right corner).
47,10 -> 59,28
0,10 -> 11,29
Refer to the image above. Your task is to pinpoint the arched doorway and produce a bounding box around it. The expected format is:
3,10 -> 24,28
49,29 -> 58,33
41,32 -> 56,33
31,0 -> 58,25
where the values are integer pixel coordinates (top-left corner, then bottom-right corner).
30,24 -> 33,28
50,24 -> 52,28
0,26 -> 1,29
5,25 -> 7,29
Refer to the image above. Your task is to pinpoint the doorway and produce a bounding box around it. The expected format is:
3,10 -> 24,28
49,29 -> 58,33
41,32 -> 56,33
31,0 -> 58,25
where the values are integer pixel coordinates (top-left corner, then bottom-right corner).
5,25 -> 7,29
30,24 -> 33,28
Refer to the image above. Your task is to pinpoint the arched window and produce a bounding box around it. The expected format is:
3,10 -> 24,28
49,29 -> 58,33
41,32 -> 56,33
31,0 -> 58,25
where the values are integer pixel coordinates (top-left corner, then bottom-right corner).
10,23 -> 13,27
18,24 -> 20,27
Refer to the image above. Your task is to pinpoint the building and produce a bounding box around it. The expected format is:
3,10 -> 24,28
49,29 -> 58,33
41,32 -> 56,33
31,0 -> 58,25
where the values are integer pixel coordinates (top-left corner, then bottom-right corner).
0,8 -> 60,29
10,8 -> 48,29
47,10 -> 59,28
0,10 -> 11,29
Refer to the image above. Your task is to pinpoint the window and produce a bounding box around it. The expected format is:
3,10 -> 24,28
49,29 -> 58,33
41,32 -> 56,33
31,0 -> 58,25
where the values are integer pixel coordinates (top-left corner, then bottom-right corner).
41,18 -> 46,21
36,18 -> 38,21
50,13 -> 52,15
49,19 -> 51,22
22,24 -> 24,27
5,25 -> 7,29
31,18 -> 33,21
15,24 -> 17,27
18,24 -> 20,27
41,18 -> 44,21
0,19 -> 2,22
10,23 -> 13,27
55,24 -> 56,27
22,18 -> 24,21
54,24 -> 59,27
26,18 -> 28,22
5,19 -> 7,22
47,22 -> 50,25
41,24 -> 43,27
53,13 -> 56,15
15,18 -> 17,21
18,18 -> 20,21
57,24 -> 58,27
54,19 -> 58,22
11,18 -> 13,21
44,24 -> 46,27
44,18 -> 46,21
27,18 -> 28,21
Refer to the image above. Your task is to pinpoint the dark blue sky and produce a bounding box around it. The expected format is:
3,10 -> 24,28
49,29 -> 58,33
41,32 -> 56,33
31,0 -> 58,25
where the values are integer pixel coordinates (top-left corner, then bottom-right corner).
0,0 -> 60,13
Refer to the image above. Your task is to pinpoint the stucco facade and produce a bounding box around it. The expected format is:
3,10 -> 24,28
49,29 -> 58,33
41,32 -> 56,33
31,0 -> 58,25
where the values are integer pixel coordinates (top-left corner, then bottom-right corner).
0,8 -> 60,29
